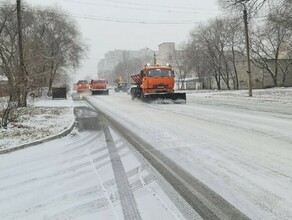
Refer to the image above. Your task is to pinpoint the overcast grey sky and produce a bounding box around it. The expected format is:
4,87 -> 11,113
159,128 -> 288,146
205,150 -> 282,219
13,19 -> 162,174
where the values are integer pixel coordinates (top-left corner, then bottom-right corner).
28,0 -> 221,79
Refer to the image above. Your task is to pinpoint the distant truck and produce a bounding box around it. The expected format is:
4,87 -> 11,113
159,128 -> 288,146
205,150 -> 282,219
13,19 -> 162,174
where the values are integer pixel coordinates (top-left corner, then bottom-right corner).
130,64 -> 186,103
114,77 -> 128,92
90,79 -> 109,95
76,80 -> 90,93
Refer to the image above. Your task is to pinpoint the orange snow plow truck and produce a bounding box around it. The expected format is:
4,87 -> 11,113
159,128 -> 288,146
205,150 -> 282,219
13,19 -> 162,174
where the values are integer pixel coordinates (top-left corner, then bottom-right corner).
130,64 -> 186,103
90,79 -> 109,95
76,80 -> 90,93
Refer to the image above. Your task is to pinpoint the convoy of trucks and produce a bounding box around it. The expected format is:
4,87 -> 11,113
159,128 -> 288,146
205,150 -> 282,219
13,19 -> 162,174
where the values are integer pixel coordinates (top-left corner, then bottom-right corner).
75,63 -> 186,103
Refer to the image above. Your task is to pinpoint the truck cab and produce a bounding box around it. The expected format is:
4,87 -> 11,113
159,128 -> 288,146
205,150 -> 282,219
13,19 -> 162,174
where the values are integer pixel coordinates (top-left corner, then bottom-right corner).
90,79 -> 109,95
76,80 -> 90,93
141,64 -> 175,95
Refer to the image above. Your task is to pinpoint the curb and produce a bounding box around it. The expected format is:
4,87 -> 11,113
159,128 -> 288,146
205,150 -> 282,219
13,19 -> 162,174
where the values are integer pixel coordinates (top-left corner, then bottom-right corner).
0,121 -> 76,155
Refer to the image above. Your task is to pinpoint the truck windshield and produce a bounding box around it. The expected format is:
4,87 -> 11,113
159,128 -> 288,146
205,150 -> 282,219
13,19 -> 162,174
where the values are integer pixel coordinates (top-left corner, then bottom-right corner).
147,69 -> 171,77
94,81 -> 105,84
77,80 -> 88,84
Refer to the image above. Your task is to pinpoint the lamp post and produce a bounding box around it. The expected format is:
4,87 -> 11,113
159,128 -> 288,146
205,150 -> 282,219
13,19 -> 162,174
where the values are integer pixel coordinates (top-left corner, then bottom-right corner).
146,47 -> 157,64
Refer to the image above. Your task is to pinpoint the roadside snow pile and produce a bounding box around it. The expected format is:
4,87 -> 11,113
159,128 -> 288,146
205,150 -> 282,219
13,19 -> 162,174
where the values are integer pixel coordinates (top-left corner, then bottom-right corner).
0,97 -> 74,150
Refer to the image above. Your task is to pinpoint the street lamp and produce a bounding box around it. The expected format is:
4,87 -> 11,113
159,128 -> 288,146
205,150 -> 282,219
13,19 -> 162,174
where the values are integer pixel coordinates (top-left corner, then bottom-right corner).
146,47 -> 157,64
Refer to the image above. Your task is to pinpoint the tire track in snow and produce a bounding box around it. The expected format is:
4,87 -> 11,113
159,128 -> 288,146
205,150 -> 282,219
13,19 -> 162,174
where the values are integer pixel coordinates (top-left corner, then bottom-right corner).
102,123 -> 142,220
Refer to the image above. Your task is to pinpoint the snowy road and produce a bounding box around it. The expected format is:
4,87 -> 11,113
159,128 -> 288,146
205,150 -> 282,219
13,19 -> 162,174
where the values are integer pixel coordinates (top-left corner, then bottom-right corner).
85,90 -> 292,220
0,104 -> 193,220
1,89 -> 291,220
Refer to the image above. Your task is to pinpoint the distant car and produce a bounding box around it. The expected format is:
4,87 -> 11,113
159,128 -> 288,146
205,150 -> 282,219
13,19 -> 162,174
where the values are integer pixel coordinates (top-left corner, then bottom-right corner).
76,80 -> 90,92
127,85 -> 137,95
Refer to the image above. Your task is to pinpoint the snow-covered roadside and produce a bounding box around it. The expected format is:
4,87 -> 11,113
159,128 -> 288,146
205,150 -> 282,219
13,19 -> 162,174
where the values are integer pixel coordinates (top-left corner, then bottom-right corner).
0,96 -> 75,151
186,87 -> 292,103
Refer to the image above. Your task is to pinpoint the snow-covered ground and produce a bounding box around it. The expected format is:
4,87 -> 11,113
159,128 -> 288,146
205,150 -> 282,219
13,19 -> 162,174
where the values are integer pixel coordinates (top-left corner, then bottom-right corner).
1,87 -> 292,219
0,96 -> 74,151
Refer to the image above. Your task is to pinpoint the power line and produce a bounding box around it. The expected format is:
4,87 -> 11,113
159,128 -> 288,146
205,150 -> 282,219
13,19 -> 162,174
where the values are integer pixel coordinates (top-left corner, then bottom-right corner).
104,0 -> 219,11
1,1 -> 216,24
61,0 -> 218,14
28,8 -> 199,24
68,13 -> 199,24
2,1 -> 210,25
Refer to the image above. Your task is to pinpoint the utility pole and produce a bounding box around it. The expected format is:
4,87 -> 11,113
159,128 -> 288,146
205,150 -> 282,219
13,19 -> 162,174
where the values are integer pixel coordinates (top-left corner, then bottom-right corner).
16,0 -> 28,106
243,4 -> 253,97
17,0 -> 24,69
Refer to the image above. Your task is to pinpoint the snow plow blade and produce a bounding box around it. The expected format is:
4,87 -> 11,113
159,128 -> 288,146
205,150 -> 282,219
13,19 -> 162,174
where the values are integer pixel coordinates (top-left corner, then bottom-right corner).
143,93 -> 186,103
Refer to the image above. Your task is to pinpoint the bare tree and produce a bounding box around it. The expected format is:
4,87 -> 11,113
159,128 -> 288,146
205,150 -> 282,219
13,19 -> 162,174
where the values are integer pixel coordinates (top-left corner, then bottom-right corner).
112,53 -> 144,85
190,18 -> 244,90
269,0 -> 292,31
35,9 -> 86,96
267,0 -> 292,86
250,21 -> 292,86
169,43 -> 191,90
217,0 -> 266,95
191,23 -> 223,89
0,2 -> 21,104
185,40 -> 212,89
224,18 -> 245,89
0,2 -> 87,102
217,0 -> 271,13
